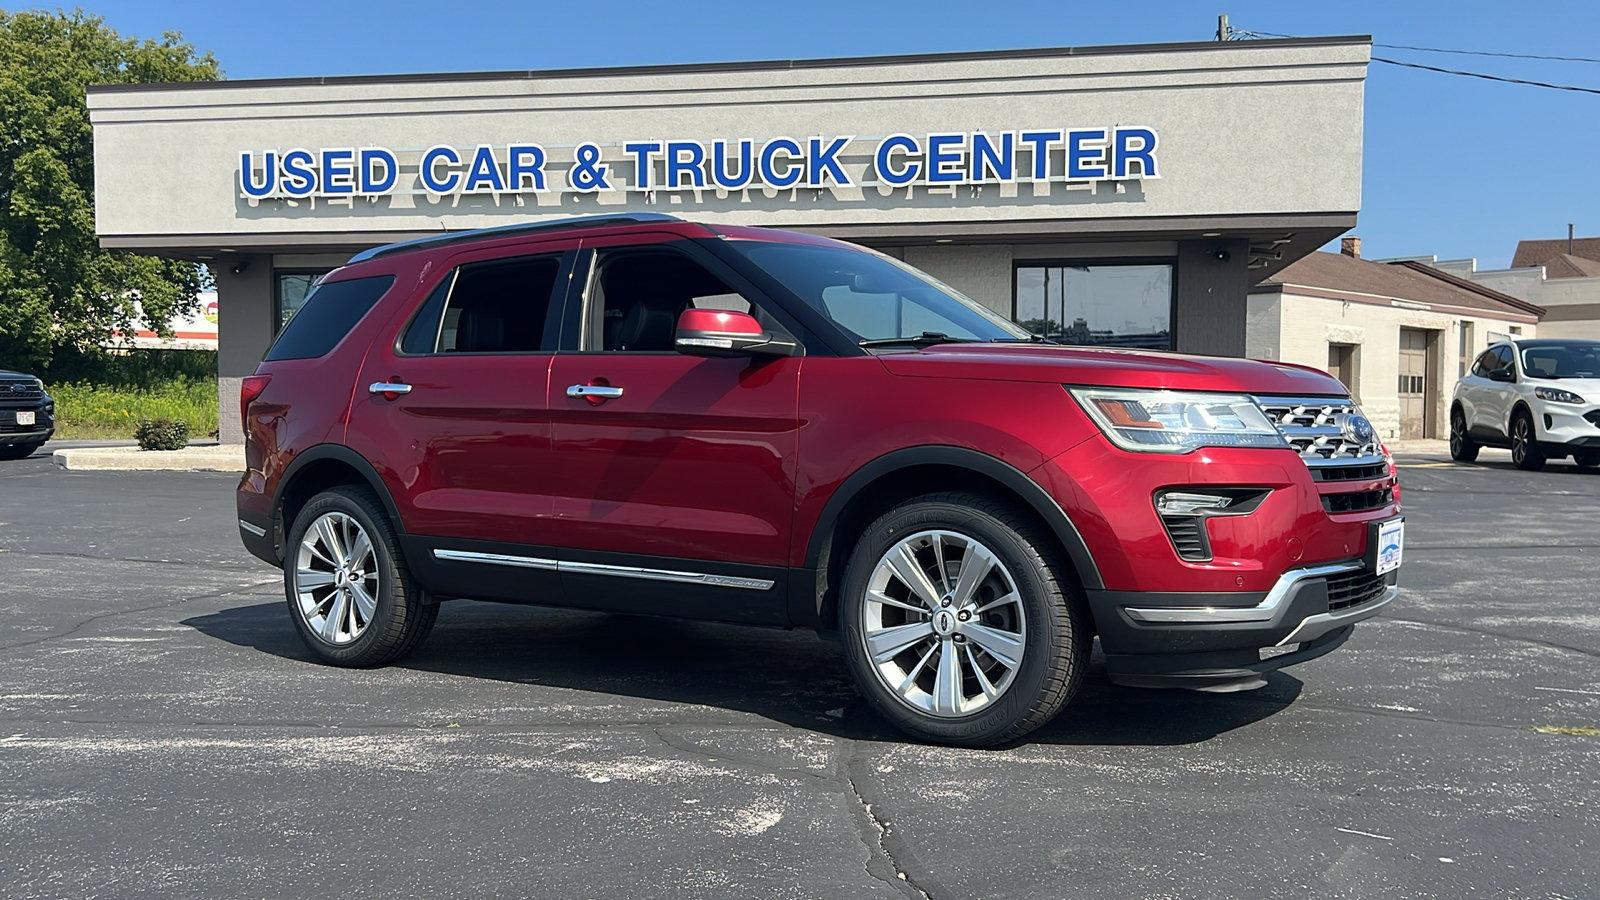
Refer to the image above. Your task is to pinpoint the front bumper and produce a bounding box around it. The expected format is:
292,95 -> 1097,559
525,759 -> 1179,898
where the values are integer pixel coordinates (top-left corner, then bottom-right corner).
1,403 -> 54,445
1086,560 -> 1397,690
1534,401 -> 1600,455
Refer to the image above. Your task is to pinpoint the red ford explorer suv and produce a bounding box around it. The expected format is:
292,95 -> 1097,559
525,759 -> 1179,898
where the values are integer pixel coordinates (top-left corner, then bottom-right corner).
237,213 -> 1402,746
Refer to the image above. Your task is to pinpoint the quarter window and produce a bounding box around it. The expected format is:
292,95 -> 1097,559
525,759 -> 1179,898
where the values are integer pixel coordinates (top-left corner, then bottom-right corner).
265,275 -> 395,361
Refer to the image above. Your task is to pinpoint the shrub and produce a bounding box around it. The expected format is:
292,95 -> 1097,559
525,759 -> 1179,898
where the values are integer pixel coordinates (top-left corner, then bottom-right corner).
135,417 -> 190,451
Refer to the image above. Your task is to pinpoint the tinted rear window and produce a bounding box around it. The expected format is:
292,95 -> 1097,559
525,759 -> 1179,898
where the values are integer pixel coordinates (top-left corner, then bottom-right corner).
264,275 -> 396,361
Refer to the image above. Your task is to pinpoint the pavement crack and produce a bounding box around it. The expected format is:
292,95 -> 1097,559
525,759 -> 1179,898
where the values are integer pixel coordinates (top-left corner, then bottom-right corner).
1381,615 -> 1600,660
0,580 -> 280,653
841,741 -> 934,900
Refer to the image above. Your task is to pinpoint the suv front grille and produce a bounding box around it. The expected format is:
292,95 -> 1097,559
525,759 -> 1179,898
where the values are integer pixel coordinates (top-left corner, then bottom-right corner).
1322,488 -> 1393,514
1253,396 -> 1382,464
1327,569 -> 1388,611
0,379 -> 43,402
1309,462 -> 1388,483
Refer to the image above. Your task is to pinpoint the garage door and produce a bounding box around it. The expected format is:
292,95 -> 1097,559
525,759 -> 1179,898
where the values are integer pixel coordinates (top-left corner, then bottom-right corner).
1399,328 -> 1428,439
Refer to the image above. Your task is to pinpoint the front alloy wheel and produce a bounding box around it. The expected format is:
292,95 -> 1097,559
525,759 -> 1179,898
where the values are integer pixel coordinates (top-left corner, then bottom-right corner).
860,530 -> 1026,718
840,492 -> 1090,747
1511,412 -> 1546,471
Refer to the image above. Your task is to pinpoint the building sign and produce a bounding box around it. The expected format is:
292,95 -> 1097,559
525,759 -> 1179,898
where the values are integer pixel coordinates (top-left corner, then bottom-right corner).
237,129 -> 1159,199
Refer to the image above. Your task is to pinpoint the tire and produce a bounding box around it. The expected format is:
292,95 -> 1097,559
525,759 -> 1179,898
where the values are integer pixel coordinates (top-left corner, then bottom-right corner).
1576,454 -> 1600,468
1510,410 -> 1546,472
839,492 -> 1091,748
0,442 -> 43,460
283,485 -> 437,666
1448,409 -> 1479,462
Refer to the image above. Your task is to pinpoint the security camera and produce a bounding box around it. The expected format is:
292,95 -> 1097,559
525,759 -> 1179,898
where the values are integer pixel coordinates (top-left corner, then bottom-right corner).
1210,249 -> 1230,262
230,259 -> 250,276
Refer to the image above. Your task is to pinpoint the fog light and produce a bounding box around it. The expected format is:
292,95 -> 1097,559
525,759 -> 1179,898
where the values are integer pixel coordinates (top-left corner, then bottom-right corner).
1156,492 -> 1234,516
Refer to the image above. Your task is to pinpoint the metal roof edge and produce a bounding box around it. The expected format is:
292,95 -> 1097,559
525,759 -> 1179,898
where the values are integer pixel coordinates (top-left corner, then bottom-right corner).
86,35 -> 1373,95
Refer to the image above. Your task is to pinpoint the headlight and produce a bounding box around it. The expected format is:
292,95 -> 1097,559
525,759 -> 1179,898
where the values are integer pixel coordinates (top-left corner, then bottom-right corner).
1534,386 -> 1585,404
1069,387 -> 1289,454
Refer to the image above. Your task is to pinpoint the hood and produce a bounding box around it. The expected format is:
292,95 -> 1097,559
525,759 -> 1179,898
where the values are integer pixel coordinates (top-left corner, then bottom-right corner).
1525,375 -> 1600,397
0,369 -> 39,380
875,343 -> 1349,397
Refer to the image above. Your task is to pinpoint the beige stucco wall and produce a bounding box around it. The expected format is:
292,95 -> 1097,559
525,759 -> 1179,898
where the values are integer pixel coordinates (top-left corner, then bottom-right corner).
88,41 -> 1367,245
1248,290 -> 1535,441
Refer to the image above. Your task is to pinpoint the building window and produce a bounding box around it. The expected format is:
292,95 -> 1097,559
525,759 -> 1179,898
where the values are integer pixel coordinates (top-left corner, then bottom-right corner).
1013,262 -> 1173,349
275,271 -> 331,332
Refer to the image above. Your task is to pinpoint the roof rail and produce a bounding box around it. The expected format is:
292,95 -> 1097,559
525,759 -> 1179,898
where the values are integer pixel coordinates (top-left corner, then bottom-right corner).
347,213 -> 684,264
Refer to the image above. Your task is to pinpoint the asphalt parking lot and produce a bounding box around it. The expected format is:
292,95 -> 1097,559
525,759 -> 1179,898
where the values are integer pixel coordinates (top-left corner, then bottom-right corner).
2,442 -> 1597,899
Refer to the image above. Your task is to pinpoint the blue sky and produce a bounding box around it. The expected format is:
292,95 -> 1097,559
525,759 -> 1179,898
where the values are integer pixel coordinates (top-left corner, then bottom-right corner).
74,0 -> 1600,269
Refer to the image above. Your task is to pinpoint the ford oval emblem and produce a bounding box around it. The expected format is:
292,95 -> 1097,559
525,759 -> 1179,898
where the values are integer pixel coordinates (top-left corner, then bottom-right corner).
1335,412 -> 1376,445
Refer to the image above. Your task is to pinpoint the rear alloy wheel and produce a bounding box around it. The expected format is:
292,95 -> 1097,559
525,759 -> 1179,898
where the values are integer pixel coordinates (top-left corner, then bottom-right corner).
840,492 -> 1090,747
285,486 -> 437,666
1449,409 -> 1479,462
1511,411 -> 1546,471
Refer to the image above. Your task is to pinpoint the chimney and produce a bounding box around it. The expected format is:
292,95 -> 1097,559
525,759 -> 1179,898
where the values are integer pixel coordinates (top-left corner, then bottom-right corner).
1340,236 -> 1361,259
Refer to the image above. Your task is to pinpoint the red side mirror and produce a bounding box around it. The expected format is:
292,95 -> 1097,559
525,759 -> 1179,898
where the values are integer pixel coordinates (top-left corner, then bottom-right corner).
674,308 -> 778,358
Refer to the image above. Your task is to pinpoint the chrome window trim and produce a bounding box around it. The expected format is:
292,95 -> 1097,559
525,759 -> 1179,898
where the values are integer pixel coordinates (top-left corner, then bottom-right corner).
1124,562 -> 1364,624
431,549 -> 774,591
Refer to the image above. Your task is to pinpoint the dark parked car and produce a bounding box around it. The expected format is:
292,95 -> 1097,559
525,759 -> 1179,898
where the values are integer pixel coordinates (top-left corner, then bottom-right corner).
0,369 -> 54,459
236,213 -> 1402,746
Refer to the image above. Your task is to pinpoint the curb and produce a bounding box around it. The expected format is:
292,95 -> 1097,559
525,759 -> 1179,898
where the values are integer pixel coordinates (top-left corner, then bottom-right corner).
53,445 -> 245,472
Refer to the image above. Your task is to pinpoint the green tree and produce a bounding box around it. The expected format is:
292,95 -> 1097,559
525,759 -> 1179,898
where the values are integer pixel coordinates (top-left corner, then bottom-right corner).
0,9 -> 219,372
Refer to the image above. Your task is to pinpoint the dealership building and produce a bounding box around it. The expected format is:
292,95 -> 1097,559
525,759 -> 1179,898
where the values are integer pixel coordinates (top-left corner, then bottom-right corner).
88,36 -> 1373,440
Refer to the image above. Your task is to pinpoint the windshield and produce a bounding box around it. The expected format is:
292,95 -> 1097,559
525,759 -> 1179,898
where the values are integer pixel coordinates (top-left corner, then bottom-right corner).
729,241 -> 1031,343
1520,343 -> 1600,379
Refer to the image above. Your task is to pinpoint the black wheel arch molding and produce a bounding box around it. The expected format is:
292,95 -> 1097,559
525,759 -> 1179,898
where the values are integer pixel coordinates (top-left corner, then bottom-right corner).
798,445 -> 1105,631
249,443 -> 409,567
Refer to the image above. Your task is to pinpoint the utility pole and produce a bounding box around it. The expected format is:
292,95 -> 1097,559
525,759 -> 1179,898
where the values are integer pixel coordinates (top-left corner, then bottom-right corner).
1569,222 -> 1576,254
1217,14 -> 1231,41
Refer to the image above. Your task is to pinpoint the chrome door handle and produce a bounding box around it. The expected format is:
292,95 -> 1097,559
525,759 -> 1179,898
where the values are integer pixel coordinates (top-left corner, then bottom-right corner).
567,384 -> 624,399
369,382 -> 412,395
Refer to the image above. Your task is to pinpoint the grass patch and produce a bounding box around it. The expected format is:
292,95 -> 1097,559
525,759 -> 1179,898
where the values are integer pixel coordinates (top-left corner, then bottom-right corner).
47,377 -> 218,440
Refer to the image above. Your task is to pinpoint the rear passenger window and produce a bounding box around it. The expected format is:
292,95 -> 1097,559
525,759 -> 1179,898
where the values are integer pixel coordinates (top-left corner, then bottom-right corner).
265,275 -> 395,361
401,254 -> 562,354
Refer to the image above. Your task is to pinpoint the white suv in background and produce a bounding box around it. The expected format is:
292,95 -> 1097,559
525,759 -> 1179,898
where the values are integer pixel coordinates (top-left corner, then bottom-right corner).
1452,338 -> 1600,471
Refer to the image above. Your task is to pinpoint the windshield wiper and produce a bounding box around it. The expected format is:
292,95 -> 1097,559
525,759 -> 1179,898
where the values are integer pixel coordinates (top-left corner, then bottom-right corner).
858,332 -> 980,348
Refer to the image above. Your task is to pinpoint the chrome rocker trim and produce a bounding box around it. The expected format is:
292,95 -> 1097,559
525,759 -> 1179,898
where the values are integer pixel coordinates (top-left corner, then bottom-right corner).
431,549 -> 775,591
1124,562 -> 1364,624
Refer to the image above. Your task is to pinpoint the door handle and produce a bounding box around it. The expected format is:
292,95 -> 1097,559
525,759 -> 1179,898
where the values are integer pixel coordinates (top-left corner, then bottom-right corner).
369,382 -> 412,397
566,384 -> 624,400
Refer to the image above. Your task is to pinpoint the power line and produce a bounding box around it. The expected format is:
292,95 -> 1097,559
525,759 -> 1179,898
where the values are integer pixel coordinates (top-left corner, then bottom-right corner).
1371,56 -> 1600,95
1376,43 -> 1600,64
1223,27 -> 1600,95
